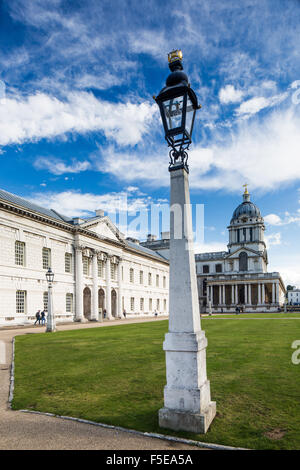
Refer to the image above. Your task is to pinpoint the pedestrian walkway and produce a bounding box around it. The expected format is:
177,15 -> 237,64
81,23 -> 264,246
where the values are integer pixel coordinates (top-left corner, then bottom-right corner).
0,317 -> 207,450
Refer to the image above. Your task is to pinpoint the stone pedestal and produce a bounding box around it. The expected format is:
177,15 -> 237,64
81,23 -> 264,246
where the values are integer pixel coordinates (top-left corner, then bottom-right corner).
159,166 -> 216,434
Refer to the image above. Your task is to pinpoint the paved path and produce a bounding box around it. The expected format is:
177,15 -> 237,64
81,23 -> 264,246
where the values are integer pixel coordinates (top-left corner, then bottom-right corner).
0,317 -> 206,450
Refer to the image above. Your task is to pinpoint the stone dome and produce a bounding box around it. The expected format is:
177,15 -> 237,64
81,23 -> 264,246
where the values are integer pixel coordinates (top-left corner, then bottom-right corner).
231,191 -> 262,223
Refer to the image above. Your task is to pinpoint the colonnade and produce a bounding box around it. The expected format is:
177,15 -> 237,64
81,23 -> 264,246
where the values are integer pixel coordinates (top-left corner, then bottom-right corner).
206,280 -> 280,307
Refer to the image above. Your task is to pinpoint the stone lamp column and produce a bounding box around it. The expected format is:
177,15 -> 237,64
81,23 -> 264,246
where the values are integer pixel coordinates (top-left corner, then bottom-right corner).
158,166 -> 216,433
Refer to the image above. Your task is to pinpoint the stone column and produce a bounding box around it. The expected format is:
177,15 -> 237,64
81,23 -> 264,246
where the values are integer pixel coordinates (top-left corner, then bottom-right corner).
244,284 -> 248,305
272,282 -> 275,303
75,245 -> 84,322
219,285 -> 222,305
276,281 -> 280,304
231,285 -> 235,305
159,167 -> 216,434
235,284 -> 238,304
262,283 -> 265,305
118,258 -> 122,318
91,251 -> 98,321
211,285 -> 214,305
105,255 -> 112,319
258,283 -> 261,304
248,284 -> 252,306
222,285 -> 225,305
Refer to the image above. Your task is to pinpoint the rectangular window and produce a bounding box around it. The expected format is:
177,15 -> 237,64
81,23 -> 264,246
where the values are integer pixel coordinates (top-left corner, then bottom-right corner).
149,298 -> 152,311
130,268 -> 134,283
148,272 -> 152,286
139,270 -> 143,284
237,229 -> 240,243
111,263 -> 117,280
163,276 -> 166,288
98,260 -> 103,277
16,290 -> 26,314
65,253 -> 72,273
250,227 -> 253,241
83,256 -> 89,276
43,291 -> 48,312
140,298 -> 144,311
216,264 -> 222,273
156,299 -> 160,311
164,299 -> 167,311
42,247 -> 51,269
66,293 -> 73,313
156,274 -> 159,287
130,297 -> 135,311
203,265 -> 209,274
15,241 -> 25,266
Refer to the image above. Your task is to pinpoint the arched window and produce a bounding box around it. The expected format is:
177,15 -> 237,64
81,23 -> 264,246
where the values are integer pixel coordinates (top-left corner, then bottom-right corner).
239,251 -> 248,271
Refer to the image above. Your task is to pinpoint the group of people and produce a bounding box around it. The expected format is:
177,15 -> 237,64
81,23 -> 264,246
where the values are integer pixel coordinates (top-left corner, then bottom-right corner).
34,309 -> 46,325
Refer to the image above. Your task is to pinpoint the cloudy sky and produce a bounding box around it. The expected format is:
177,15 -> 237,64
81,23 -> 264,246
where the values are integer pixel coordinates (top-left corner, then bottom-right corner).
1,0 -> 300,286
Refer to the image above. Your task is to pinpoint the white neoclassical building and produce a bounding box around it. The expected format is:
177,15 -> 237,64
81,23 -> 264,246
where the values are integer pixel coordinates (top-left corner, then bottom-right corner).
142,187 -> 286,313
0,188 -> 169,326
195,188 -> 286,312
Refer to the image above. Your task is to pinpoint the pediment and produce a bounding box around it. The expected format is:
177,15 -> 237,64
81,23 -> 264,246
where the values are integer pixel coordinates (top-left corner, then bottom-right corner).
81,216 -> 125,242
226,246 -> 261,259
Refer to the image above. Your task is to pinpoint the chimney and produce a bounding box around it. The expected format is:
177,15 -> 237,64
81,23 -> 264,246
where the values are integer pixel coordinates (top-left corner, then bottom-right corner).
161,231 -> 170,240
96,209 -> 105,217
147,234 -> 157,242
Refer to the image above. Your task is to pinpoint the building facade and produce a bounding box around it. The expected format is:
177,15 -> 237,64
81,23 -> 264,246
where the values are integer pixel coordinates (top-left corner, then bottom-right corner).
196,188 -> 285,312
0,189 -> 169,326
288,289 -> 300,305
142,188 -> 286,313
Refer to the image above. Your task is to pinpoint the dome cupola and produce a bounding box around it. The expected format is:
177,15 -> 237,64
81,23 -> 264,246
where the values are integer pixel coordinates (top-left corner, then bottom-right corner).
230,185 -> 262,224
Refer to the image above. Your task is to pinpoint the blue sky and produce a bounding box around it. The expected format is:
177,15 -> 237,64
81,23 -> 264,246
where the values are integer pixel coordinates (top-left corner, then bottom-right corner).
1,0 -> 300,286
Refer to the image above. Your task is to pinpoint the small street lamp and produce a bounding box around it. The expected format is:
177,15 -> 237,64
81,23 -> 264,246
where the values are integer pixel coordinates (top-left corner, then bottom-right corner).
45,267 -> 56,332
154,50 -> 216,434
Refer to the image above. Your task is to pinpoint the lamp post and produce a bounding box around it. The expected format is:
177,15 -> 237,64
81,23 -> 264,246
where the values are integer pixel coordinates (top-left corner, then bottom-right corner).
154,50 -> 216,433
45,267 -> 56,332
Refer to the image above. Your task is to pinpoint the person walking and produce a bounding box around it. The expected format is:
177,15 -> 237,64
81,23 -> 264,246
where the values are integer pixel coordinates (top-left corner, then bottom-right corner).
123,309 -> 126,318
34,310 -> 41,325
40,310 -> 46,325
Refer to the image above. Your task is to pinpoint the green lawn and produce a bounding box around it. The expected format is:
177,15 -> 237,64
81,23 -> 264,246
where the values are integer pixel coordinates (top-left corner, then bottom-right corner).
13,318 -> 300,450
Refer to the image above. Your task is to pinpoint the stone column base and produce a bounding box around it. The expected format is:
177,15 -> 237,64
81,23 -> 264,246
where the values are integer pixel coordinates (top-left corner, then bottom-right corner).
74,317 -> 88,323
159,401 -> 216,434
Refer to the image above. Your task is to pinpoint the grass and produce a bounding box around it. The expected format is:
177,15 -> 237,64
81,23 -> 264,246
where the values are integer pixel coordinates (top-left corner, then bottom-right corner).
13,318 -> 300,450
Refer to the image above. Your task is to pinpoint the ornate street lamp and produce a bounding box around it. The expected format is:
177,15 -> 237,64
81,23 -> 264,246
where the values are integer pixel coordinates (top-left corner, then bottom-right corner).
154,49 -> 201,172
45,267 -> 56,332
154,50 -> 216,434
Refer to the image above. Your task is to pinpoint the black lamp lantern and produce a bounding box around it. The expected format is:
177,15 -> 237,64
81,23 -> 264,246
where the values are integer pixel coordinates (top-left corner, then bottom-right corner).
46,267 -> 54,284
154,50 -> 201,171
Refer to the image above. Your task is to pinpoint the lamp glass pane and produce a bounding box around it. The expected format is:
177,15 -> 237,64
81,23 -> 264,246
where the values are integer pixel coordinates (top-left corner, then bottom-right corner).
185,96 -> 195,136
162,95 -> 184,131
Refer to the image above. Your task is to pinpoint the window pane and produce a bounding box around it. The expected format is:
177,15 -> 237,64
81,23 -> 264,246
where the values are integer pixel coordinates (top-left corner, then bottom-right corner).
15,241 -> 25,266
43,291 -> 48,312
185,97 -> 194,136
65,253 -> 72,273
16,290 -> 26,314
42,248 -> 51,269
66,293 -> 73,313
162,96 -> 184,130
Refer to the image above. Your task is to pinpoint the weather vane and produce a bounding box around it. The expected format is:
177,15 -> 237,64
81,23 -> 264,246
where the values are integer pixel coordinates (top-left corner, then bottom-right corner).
243,183 -> 249,194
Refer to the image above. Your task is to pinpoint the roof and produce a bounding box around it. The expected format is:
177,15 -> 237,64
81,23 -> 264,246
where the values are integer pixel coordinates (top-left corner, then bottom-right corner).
231,192 -> 262,223
195,251 -> 227,261
0,188 -> 168,264
125,240 -> 168,262
0,188 -> 74,224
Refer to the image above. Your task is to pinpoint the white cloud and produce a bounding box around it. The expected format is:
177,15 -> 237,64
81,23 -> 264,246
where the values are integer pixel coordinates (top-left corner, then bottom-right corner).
236,92 -> 288,117
28,189 -> 154,219
34,157 -> 91,175
0,91 -> 156,148
264,214 -> 282,225
265,232 -> 281,247
219,85 -> 244,104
